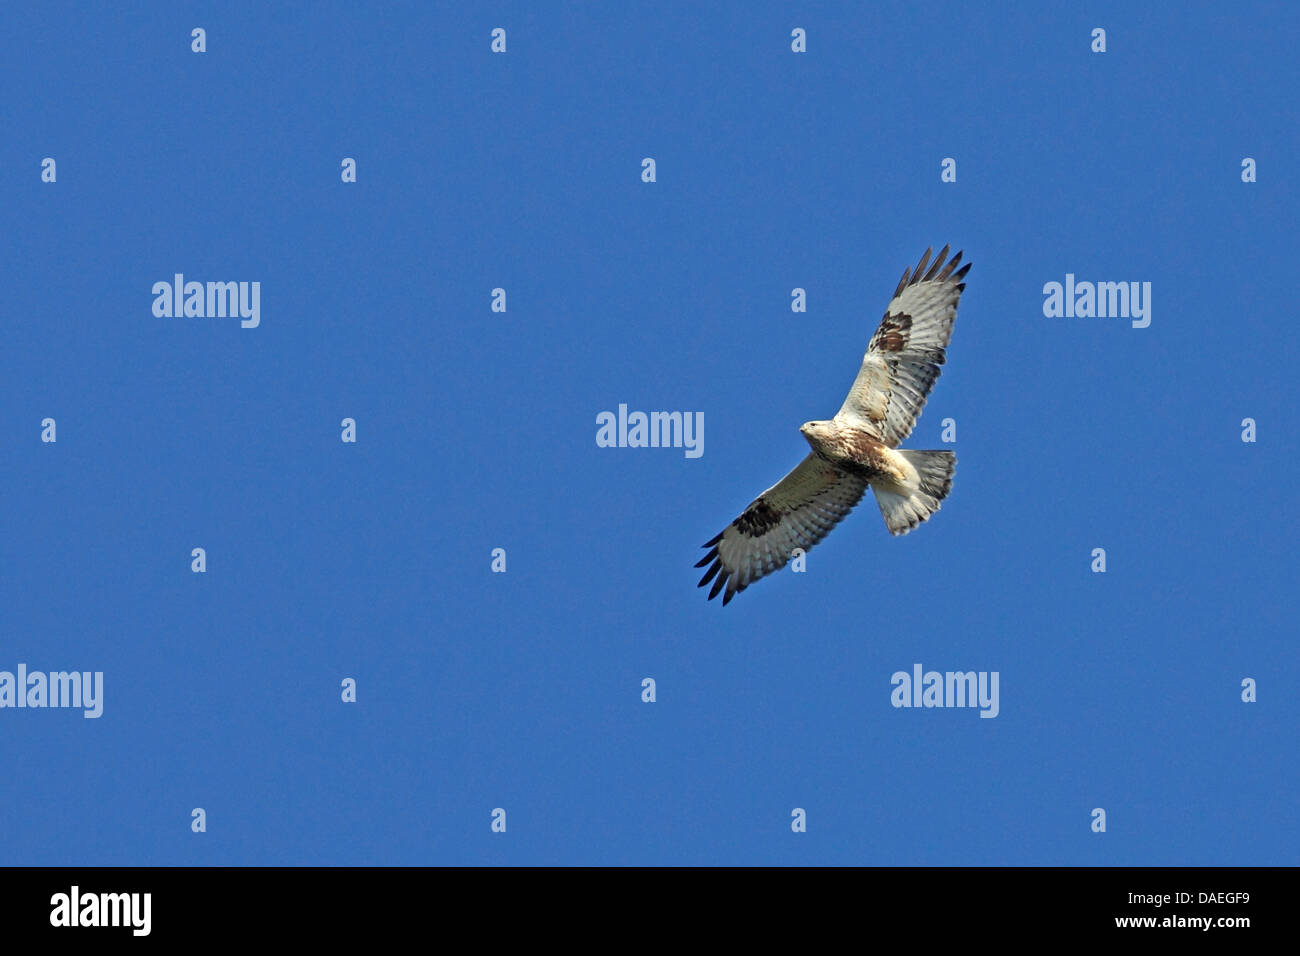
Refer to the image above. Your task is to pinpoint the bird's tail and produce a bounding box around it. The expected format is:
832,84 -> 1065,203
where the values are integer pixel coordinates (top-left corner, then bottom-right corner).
872,450 -> 956,536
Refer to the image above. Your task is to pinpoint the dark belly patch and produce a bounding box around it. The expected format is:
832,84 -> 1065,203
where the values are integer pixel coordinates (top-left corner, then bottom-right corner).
836,429 -> 900,481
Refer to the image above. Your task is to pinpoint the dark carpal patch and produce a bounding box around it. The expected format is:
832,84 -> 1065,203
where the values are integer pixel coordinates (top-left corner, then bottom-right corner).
872,312 -> 912,352
734,499 -> 782,538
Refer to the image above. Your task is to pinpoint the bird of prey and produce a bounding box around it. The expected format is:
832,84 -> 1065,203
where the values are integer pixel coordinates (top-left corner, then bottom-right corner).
696,245 -> 970,605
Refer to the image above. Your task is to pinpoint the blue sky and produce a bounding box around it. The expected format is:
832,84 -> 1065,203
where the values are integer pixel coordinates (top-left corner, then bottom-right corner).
3,1 -> 1296,865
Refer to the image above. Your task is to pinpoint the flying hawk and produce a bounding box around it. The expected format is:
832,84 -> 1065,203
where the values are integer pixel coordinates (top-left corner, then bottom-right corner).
696,245 -> 970,605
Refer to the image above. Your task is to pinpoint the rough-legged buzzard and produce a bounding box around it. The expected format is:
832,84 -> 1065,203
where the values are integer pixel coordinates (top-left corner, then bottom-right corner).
696,245 -> 970,605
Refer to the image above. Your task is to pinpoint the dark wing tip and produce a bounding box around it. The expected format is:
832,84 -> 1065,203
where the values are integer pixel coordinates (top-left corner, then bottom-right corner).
723,575 -> 744,605
899,246 -> 967,297
912,247 -> 933,284
892,266 -> 913,298
697,560 -> 722,587
922,245 -> 949,281
937,249 -> 963,280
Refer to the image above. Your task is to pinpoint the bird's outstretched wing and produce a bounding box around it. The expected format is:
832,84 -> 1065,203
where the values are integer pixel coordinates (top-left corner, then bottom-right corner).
695,453 -> 869,605
835,246 -> 970,446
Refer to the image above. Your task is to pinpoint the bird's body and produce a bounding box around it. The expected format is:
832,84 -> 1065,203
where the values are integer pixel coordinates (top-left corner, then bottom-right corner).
696,246 -> 970,605
800,419 -> 910,484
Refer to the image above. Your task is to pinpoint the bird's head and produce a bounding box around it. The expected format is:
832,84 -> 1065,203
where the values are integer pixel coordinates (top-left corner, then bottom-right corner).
800,420 -> 832,442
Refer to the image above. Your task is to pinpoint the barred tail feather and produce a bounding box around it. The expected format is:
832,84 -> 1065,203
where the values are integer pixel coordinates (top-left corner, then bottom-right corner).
873,450 -> 955,535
